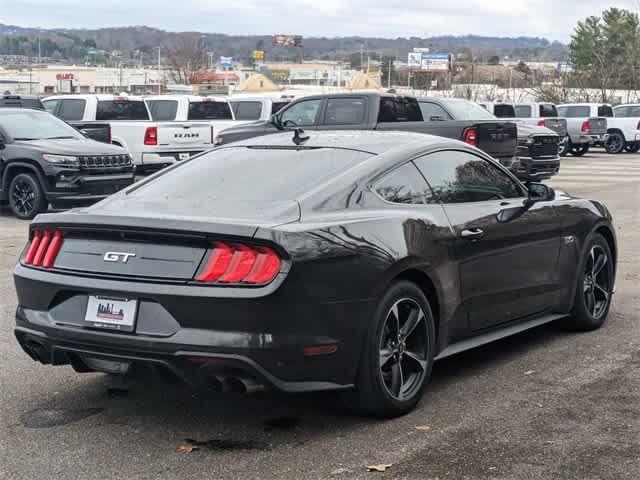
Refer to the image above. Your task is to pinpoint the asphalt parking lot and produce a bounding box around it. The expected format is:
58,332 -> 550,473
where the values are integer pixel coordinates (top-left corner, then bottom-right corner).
1,150 -> 638,480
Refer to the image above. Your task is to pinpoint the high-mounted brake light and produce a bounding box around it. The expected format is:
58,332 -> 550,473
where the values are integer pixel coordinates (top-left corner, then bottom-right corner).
463,127 -> 478,146
537,119 -> 546,127
196,242 -> 281,285
581,121 -> 590,133
23,229 -> 64,268
144,126 -> 158,145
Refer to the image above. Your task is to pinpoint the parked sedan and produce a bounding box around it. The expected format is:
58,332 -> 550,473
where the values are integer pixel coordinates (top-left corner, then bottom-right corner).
14,131 -> 616,417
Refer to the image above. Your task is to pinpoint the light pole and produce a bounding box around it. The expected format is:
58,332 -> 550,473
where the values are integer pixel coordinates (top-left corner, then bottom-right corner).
156,47 -> 161,94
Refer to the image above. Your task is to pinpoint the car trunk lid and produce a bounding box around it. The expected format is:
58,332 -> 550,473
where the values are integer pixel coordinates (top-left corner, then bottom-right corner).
540,118 -> 567,137
156,122 -> 213,148
588,117 -> 608,134
474,122 -> 518,158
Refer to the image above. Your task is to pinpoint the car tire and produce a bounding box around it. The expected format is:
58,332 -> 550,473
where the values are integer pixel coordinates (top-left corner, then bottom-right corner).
8,172 -> 48,220
558,136 -> 570,157
563,233 -> 614,331
605,131 -> 625,154
348,280 -> 436,417
624,144 -> 640,153
571,144 -> 590,156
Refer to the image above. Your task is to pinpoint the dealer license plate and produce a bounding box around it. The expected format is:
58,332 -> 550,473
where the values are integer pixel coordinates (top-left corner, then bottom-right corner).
178,153 -> 190,161
85,296 -> 137,332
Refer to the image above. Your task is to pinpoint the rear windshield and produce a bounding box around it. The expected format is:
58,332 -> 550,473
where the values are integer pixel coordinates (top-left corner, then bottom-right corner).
614,105 -> 640,117
439,99 -> 497,120
188,101 -> 233,120
539,104 -> 558,117
493,104 -> 515,118
96,100 -> 149,120
557,106 -> 590,117
231,101 -> 263,120
378,97 -> 423,122
597,105 -> 614,117
129,147 -> 371,203
147,100 -> 178,121
514,105 -> 532,117
0,98 -> 43,110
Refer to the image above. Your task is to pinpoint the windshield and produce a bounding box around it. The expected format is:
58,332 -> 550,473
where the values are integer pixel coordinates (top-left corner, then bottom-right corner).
129,146 -> 372,204
0,110 -> 83,140
96,100 -> 150,120
147,100 -> 178,121
557,106 -> 590,117
439,100 -> 497,120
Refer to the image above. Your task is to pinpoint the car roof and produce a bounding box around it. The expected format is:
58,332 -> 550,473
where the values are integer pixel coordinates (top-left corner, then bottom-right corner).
224,130 -> 459,155
145,95 -> 229,103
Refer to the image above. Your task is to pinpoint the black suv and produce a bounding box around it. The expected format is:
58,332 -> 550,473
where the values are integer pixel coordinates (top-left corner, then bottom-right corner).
0,108 -> 134,219
0,93 -> 44,110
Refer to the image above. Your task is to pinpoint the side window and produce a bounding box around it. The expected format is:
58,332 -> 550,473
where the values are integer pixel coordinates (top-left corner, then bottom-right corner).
323,97 -> 366,125
414,150 -> 524,203
597,105 -> 613,117
279,99 -> 322,126
231,101 -> 263,120
514,105 -> 532,118
374,162 -> 433,205
378,97 -> 423,122
42,100 -> 59,115
419,102 -> 452,121
58,99 -> 86,121
539,104 -> 558,117
493,104 -> 515,118
147,100 -> 178,121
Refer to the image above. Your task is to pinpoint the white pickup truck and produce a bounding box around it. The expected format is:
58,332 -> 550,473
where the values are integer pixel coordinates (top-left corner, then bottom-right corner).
43,94 -> 215,172
228,96 -> 294,121
609,104 -> 640,154
144,95 -> 239,142
556,104 -> 609,156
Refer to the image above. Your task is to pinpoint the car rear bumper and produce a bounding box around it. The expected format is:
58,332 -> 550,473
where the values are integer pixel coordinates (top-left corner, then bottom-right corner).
13,264 -> 369,392
569,133 -> 609,145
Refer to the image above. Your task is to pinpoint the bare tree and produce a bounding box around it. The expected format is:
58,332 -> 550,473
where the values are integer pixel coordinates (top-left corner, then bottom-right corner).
164,35 -> 207,84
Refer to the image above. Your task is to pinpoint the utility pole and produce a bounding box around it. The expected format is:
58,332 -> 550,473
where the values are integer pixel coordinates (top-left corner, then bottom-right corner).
360,44 -> 364,73
387,58 -> 392,88
156,47 -> 161,94
37,34 -> 41,64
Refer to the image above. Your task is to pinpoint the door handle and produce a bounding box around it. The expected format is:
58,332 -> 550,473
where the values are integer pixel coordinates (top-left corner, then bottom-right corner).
460,228 -> 484,239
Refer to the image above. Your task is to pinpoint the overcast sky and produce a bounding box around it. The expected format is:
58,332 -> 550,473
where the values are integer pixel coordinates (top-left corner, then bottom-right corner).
2,1 -> 638,41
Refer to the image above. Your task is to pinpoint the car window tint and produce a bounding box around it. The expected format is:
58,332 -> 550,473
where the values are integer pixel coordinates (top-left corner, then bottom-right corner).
414,150 -> 524,203
493,104 -> 515,117
231,101 -> 263,120
614,105 -> 640,117
58,99 -> 86,121
96,100 -> 149,120
129,147 -> 372,203
440,100 -> 497,120
147,100 -> 178,121
279,99 -> 322,126
597,105 -> 614,117
188,101 -> 233,120
557,106 -> 590,117
42,100 -> 59,114
514,105 -> 532,117
539,104 -> 558,117
419,102 -> 452,121
374,162 -> 433,204
271,101 -> 290,114
378,97 -> 423,122
323,98 -> 366,125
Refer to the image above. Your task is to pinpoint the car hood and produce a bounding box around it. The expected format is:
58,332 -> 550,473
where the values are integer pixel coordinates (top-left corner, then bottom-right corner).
218,120 -> 278,144
516,123 -> 558,139
14,138 -> 127,155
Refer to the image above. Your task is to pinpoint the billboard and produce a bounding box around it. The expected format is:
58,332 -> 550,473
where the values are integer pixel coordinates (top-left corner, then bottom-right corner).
408,52 -> 422,69
273,34 -> 303,47
219,56 -> 234,68
252,50 -> 265,60
420,53 -> 450,72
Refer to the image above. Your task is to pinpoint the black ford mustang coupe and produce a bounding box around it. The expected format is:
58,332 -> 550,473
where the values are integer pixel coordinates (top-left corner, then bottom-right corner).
14,131 -> 616,417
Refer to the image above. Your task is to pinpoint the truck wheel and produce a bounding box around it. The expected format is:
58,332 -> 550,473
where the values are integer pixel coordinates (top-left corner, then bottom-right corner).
558,136 -> 570,157
605,131 -> 625,154
625,144 -> 640,153
8,173 -> 48,220
571,145 -> 589,156
562,233 -> 614,331
347,280 -> 435,417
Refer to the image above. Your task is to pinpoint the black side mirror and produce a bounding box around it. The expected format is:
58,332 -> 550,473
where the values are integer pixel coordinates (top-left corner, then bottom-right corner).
524,182 -> 555,208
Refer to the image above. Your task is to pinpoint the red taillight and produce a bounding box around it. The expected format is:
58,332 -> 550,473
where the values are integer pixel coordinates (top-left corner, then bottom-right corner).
23,229 -> 64,268
144,126 -> 158,145
581,121 -> 590,133
537,119 -> 546,127
463,127 -> 478,146
196,242 -> 281,285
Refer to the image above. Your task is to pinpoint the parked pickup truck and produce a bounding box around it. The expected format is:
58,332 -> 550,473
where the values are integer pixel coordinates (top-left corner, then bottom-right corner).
445,99 -> 559,180
0,108 -> 134,219
608,104 -> 640,154
556,104 -> 609,156
144,95 -> 239,142
228,95 -> 294,121
43,95 -> 214,172
217,92 -> 522,175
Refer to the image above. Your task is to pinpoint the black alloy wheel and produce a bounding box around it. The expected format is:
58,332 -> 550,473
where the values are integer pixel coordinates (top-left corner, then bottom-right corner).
8,173 -> 47,220
564,233 -> 614,331
571,144 -> 590,156
349,280 -> 435,417
605,132 -> 625,154
558,136 -> 570,157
